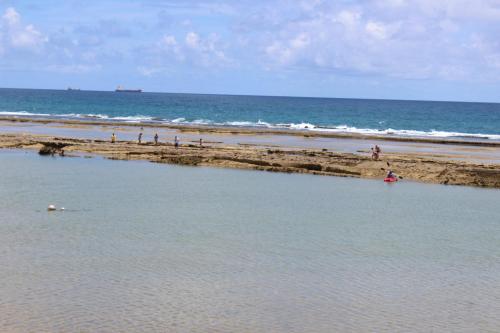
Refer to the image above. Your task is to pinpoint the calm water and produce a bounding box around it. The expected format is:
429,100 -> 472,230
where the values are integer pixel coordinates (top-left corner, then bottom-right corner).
1,88 -> 500,139
1,150 -> 500,332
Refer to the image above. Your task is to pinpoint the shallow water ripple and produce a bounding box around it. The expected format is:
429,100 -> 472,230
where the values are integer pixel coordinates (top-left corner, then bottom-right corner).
1,151 -> 500,332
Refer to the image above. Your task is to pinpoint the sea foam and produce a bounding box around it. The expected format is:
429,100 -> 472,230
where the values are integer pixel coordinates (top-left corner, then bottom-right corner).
1,111 -> 500,140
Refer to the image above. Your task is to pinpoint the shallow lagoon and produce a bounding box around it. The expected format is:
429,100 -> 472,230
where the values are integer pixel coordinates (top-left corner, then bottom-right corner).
1,150 -> 500,332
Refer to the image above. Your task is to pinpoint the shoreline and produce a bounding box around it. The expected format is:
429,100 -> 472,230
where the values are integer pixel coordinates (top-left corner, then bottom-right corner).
1,116 -> 500,147
1,119 -> 499,189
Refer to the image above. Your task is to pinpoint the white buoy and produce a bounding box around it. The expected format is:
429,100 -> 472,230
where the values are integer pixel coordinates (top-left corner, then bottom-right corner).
47,204 -> 56,211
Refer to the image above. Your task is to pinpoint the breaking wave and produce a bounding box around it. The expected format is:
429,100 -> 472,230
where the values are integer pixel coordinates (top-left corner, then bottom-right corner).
1,111 -> 499,140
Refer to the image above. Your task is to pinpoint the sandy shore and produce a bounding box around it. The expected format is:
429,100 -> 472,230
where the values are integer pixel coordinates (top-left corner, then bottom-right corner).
1,117 -> 500,188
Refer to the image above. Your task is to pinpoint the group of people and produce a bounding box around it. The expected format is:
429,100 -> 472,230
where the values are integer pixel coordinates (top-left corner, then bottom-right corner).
110,131 -> 203,149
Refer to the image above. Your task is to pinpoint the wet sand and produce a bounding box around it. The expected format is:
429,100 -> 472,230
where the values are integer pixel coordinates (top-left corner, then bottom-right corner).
1,117 -> 500,188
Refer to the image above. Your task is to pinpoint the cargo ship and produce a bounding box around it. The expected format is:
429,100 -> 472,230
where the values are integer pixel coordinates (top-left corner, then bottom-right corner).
115,85 -> 142,93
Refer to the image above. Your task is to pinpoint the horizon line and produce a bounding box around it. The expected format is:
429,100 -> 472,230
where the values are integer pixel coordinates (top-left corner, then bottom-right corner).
0,86 -> 498,105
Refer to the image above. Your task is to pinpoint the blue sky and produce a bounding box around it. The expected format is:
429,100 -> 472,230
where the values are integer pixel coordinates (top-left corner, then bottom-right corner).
1,0 -> 500,102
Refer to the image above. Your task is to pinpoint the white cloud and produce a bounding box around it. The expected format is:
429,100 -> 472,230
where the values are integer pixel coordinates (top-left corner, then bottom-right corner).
0,7 -> 47,52
265,33 -> 311,65
265,41 -> 291,65
290,33 -> 310,49
3,0 -> 500,88
414,0 -> 500,21
45,63 -> 102,74
158,34 -> 184,61
184,31 -> 230,65
10,24 -> 45,48
163,35 -> 177,46
2,7 -> 19,26
0,8 -> 109,76
365,21 -> 390,39
185,31 -> 200,49
137,65 -> 172,77
335,10 -> 361,29
141,31 -> 234,75
256,0 -> 500,81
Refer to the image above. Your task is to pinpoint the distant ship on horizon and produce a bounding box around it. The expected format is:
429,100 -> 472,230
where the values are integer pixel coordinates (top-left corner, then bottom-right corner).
67,87 -> 81,91
115,85 -> 142,93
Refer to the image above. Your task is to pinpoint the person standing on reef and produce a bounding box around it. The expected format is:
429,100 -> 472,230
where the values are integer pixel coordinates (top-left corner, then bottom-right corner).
111,133 -> 116,143
154,133 -> 159,145
199,138 -> 203,148
138,132 -> 143,144
371,145 -> 381,160
174,135 -> 179,149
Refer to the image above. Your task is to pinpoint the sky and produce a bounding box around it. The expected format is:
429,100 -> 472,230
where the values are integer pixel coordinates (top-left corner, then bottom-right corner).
1,0 -> 500,102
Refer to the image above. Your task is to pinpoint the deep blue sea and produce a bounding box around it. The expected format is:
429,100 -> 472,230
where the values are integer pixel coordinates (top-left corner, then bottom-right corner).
1,88 -> 500,140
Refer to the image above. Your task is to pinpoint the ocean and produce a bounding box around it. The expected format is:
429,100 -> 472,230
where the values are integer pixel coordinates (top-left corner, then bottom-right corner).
1,150 -> 500,332
1,88 -> 500,140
